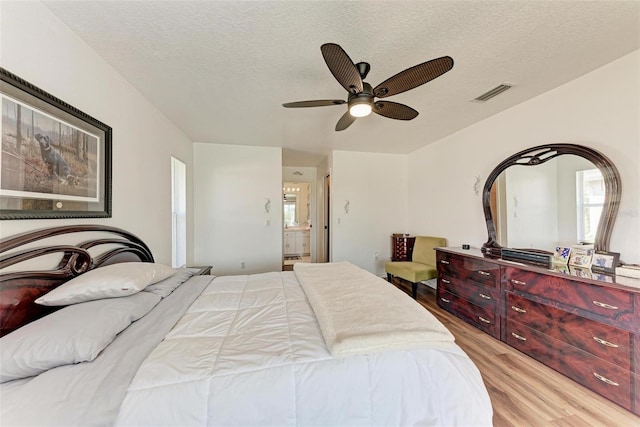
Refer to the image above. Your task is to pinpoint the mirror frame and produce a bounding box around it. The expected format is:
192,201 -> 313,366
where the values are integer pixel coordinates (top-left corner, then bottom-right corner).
481,143 -> 621,257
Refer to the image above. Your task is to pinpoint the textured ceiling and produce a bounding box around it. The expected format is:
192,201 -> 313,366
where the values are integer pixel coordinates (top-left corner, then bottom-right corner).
43,1 -> 640,166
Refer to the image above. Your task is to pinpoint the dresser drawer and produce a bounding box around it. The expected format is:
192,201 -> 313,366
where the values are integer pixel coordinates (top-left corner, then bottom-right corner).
437,252 -> 499,288
505,319 -> 632,410
437,288 -> 499,338
506,293 -> 632,370
504,267 -> 635,327
439,274 -> 498,311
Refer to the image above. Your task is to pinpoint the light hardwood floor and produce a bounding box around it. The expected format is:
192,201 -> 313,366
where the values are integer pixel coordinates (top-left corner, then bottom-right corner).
393,281 -> 640,427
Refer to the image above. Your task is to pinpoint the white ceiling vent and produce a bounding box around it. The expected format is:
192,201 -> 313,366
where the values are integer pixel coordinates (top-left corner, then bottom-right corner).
471,83 -> 515,103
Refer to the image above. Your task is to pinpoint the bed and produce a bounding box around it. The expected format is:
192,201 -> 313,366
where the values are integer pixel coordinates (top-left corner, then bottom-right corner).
0,225 -> 493,426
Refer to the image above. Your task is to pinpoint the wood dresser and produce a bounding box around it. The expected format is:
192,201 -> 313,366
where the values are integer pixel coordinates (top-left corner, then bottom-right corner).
391,235 -> 415,261
436,247 -> 640,415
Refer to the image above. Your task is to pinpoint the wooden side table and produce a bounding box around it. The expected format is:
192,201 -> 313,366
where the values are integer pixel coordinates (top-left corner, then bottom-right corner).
391,235 -> 415,261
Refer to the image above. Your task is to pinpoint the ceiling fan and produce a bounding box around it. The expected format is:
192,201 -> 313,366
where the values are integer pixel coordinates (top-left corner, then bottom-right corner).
283,43 -> 454,131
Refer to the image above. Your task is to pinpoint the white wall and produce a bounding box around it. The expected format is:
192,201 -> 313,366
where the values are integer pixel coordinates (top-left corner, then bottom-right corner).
0,2 -> 194,265
505,161 -> 559,249
331,151 -> 408,276
193,143 -> 282,275
408,51 -> 640,264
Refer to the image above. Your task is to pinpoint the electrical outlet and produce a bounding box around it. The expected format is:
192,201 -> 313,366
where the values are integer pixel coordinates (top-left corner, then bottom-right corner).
241,261 -> 246,269
374,252 -> 379,260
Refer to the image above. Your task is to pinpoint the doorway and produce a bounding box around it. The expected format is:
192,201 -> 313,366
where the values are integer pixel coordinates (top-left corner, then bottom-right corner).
171,157 -> 186,268
283,181 -> 312,270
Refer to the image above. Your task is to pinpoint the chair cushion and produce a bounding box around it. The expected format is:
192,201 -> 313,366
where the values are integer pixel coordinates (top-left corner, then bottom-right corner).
412,236 -> 447,266
385,261 -> 438,283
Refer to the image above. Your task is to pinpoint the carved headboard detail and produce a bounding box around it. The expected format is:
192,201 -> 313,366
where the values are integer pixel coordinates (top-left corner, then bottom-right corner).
0,225 -> 154,336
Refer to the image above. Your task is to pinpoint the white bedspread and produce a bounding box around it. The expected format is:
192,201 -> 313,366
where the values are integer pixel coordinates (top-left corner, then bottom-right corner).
116,270 -> 492,426
294,262 -> 454,357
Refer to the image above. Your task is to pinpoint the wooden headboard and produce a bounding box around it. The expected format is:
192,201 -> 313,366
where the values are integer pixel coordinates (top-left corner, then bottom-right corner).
0,225 -> 154,336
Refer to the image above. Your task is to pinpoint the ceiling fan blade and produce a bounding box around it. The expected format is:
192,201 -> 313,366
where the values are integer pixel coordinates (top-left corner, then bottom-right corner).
335,111 -> 357,131
373,56 -> 454,98
282,100 -> 346,108
373,101 -> 419,120
321,43 -> 363,94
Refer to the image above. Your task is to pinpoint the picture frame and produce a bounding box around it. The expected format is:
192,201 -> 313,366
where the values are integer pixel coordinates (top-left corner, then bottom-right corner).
552,246 -> 572,265
590,250 -> 620,274
0,68 -> 112,219
568,246 -> 593,268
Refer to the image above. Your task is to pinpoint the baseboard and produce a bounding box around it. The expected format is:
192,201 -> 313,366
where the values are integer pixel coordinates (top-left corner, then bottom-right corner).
422,278 -> 437,290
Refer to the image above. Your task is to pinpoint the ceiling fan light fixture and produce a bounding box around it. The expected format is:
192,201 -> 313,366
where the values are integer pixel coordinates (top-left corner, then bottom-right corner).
284,43 -> 454,130
348,97 -> 373,117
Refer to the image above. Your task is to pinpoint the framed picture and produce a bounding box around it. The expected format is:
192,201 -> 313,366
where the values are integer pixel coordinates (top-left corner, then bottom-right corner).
552,246 -> 572,265
568,246 -> 593,268
0,68 -> 111,219
590,250 -> 620,274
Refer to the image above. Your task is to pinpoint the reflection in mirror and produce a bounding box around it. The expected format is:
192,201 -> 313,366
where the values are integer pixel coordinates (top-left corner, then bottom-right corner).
283,193 -> 296,226
489,155 -> 603,250
481,143 -> 621,258
283,182 -> 310,227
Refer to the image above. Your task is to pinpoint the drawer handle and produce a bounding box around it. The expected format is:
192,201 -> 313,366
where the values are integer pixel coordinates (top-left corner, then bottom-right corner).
511,332 -> 527,341
593,372 -> 619,386
440,297 -> 451,303
592,300 -> 619,310
478,270 -> 490,276
440,260 -> 450,265
478,316 -> 491,324
511,305 -> 526,313
593,336 -> 619,348
479,293 -> 492,300
511,279 -> 527,286
441,279 -> 451,284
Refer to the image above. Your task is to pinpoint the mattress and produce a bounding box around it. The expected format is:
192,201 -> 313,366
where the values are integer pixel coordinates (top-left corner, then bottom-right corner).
117,268 -> 492,426
1,266 -> 492,426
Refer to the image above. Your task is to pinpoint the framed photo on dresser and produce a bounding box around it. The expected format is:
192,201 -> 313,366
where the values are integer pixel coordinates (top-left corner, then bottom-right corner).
590,250 -> 620,274
552,246 -> 572,265
568,246 -> 593,268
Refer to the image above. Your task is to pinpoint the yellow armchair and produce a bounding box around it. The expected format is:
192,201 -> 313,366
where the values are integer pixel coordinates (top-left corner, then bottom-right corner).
385,236 -> 447,299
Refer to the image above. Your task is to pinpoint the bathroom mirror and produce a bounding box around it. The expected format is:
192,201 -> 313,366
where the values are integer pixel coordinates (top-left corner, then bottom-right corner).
481,144 -> 621,257
283,182 -> 310,227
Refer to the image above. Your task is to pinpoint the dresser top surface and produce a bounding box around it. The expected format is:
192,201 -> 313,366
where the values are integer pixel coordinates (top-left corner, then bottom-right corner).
436,247 -> 640,293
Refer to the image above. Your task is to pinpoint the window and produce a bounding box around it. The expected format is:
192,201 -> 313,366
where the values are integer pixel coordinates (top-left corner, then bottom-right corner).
171,157 -> 187,267
283,199 -> 296,226
576,168 -> 604,244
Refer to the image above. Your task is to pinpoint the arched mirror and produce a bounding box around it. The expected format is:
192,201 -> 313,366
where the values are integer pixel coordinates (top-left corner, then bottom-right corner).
481,144 -> 621,257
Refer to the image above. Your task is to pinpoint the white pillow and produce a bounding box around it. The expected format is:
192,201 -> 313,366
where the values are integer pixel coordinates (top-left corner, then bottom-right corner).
0,292 -> 161,383
143,268 -> 195,298
35,262 -> 176,306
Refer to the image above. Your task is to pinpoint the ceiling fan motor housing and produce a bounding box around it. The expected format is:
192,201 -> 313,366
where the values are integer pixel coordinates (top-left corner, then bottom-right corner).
348,82 -> 374,115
